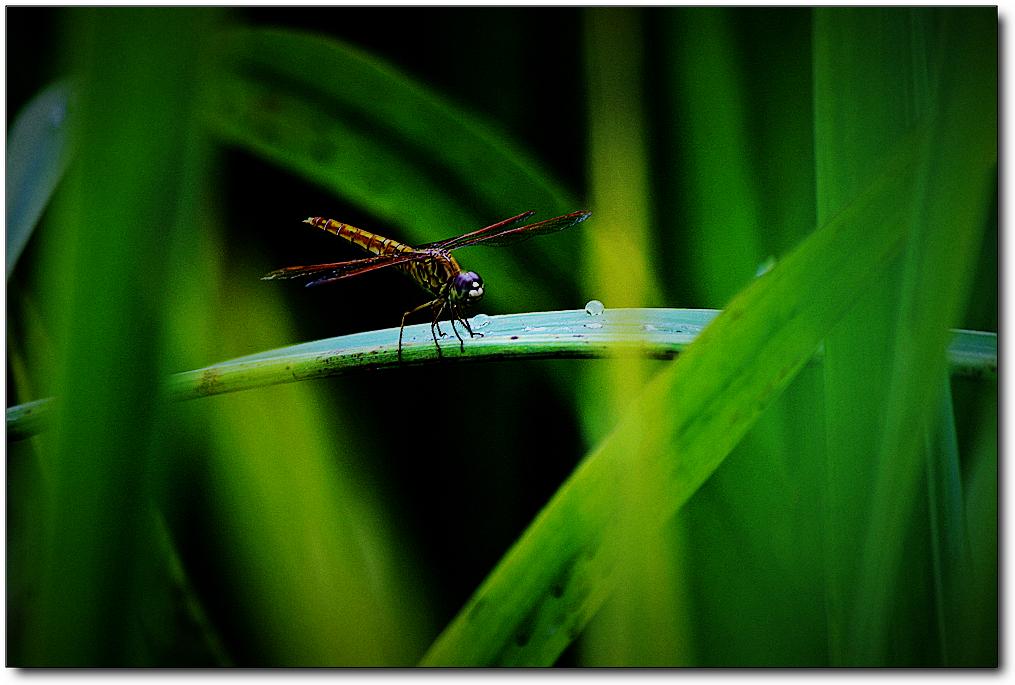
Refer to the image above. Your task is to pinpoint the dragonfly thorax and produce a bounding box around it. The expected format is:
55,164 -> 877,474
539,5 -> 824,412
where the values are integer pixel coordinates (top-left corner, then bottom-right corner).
449,270 -> 484,303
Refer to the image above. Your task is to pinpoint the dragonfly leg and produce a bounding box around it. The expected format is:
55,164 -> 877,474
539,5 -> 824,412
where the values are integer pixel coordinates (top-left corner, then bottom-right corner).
400,299 -> 441,362
429,321 -> 442,358
448,302 -> 476,352
430,299 -> 450,358
460,312 -> 483,339
449,313 -> 465,352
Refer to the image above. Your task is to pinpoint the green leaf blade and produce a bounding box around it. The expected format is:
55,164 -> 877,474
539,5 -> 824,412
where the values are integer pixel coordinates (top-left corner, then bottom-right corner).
6,81 -> 74,279
6,313 -> 993,442
421,123 -> 930,666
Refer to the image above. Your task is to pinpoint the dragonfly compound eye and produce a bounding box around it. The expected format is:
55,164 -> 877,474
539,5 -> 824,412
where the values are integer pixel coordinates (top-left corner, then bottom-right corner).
453,271 -> 484,302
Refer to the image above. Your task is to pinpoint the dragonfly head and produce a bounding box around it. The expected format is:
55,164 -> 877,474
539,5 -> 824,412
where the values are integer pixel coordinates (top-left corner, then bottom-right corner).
451,271 -> 484,303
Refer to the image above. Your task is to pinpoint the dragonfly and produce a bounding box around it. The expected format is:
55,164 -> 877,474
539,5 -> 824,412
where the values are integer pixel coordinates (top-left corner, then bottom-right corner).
263,209 -> 592,360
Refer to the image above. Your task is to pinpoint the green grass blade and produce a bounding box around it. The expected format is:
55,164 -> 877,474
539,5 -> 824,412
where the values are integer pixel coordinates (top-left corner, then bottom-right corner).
6,81 -> 74,279
5,398 -> 54,442
814,10 -> 932,662
924,376 -> 970,665
656,9 -> 822,665
166,307 -> 706,396
959,386 -> 998,665
663,8 -> 765,306
6,313 -> 994,442
580,9 -> 683,665
847,12 -> 995,664
152,180 -> 427,663
814,9 -> 996,665
131,511 -> 233,665
420,123 -> 931,666
946,330 -> 999,381
187,281 -> 429,665
20,8 -> 213,665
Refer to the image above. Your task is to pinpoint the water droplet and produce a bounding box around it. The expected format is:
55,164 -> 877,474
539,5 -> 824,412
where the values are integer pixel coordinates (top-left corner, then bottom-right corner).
471,313 -> 491,329
584,322 -> 603,329
584,299 -> 605,316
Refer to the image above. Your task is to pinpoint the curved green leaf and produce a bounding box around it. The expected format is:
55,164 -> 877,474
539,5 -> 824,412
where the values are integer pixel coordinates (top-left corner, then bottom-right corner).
21,9 -> 212,666
203,27 -> 582,309
5,306 -> 995,442
6,81 -> 74,279
5,397 -> 54,442
418,122 -> 940,666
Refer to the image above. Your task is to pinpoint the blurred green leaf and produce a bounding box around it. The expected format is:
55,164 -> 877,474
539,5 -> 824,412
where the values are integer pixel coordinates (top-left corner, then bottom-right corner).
924,377 -> 971,664
656,9 -> 823,665
190,281 -> 428,665
421,120 -> 933,666
5,398 -> 53,442
959,388 -> 998,665
815,8 -> 927,664
579,8 -> 686,666
815,8 -> 996,665
22,8 -> 213,665
203,27 -> 581,310
663,8 -> 765,307
847,11 -> 995,664
6,80 -> 74,279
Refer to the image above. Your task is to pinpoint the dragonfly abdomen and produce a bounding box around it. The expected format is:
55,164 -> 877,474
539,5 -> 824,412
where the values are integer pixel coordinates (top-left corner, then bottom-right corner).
304,217 -> 412,258
303,217 -> 461,296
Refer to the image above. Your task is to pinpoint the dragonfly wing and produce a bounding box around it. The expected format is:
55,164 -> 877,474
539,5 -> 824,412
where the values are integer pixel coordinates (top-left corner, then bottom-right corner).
464,210 -> 592,248
303,252 -> 427,287
262,251 -> 430,285
418,210 -> 536,250
263,261 -> 360,280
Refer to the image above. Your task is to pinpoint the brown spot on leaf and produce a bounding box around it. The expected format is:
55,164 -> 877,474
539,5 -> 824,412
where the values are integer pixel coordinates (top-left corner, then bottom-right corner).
197,368 -> 223,397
